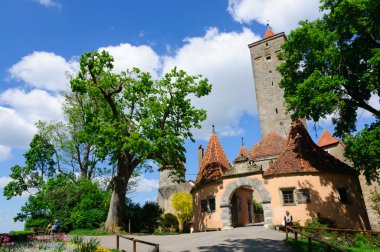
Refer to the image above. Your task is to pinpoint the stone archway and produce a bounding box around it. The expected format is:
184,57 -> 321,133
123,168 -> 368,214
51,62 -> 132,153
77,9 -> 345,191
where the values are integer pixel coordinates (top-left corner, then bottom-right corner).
220,177 -> 272,229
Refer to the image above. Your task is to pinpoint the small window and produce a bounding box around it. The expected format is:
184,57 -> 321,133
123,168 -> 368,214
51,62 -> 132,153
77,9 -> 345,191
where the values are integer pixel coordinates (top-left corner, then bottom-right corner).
266,55 -> 271,61
275,108 -> 278,114
338,188 -> 350,204
201,198 -> 216,212
269,70 -> 272,73
209,198 -> 216,211
266,42 -> 269,47
295,189 -> 310,204
201,199 -> 208,212
272,81 -> 274,86
281,189 -> 295,205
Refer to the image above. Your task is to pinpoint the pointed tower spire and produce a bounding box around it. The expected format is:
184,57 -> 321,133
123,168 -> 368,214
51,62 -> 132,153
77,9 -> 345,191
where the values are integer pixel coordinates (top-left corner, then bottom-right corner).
195,131 -> 230,186
263,21 -> 275,39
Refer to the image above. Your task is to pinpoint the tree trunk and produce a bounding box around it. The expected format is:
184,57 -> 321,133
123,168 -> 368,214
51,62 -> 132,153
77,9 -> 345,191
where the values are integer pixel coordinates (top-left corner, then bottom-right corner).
104,153 -> 132,232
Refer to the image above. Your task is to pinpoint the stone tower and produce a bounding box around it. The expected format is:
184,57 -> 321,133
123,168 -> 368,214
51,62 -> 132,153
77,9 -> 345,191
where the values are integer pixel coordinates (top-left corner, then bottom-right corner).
157,166 -> 193,214
248,25 -> 292,138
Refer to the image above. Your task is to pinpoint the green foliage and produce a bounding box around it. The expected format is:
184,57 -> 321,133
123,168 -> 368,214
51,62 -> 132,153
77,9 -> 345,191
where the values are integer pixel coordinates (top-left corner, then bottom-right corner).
70,235 -> 100,252
252,198 -> 263,214
141,202 -> 164,233
123,199 -> 163,233
16,175 -> 110,232
69,229 -> 111,236
344,121 -> 380,181
69,50 -> 211,226
8,231 -> 34,243
159,213 -> 179,232
277,0 -> 380,182
3,134 -> 56,199
171,191 -> 193,232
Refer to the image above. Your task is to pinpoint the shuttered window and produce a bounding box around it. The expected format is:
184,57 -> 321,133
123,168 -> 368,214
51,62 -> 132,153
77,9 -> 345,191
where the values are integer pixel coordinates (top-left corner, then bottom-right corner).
295,189 -> 310,204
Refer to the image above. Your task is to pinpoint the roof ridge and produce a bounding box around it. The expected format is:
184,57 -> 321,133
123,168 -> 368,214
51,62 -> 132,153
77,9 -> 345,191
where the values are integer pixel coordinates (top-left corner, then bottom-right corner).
264,120 -> 353,177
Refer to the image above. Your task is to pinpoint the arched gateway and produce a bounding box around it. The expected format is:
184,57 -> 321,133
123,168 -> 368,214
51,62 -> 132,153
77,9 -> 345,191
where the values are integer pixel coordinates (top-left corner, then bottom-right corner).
220,177 -> 272,229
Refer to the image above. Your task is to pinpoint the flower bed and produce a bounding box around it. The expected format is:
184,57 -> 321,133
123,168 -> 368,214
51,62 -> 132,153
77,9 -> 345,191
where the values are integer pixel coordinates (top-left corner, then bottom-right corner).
0,233 -> 112,252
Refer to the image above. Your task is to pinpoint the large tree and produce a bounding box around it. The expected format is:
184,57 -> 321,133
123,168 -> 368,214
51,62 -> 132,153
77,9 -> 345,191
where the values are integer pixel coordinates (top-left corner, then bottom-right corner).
277,0 -> 379,182
69,51 -> 211,230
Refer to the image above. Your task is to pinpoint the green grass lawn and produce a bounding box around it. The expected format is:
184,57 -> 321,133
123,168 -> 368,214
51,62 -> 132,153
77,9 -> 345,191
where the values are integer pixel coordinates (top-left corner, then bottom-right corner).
69,229 -> 112,236
285,237 -> 380,252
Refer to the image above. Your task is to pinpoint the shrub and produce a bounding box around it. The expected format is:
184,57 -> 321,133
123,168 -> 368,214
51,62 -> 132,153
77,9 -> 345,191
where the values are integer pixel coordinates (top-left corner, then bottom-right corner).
8,230 -> 34,242
160,213 -> 179,232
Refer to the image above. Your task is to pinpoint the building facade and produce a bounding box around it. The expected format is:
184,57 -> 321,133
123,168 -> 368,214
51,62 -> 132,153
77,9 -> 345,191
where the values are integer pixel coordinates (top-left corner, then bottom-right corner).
191,26 -> 371,231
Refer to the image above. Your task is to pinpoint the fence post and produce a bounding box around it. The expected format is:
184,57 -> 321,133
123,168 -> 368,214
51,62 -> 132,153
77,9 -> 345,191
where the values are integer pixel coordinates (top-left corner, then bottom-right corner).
308,237 -> 311,251
133,238 -> 137,252
116,235 -> 119,250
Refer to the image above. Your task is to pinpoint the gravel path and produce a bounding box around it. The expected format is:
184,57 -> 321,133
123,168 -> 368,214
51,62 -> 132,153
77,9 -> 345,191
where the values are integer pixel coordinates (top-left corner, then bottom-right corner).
93,226 -> 290,252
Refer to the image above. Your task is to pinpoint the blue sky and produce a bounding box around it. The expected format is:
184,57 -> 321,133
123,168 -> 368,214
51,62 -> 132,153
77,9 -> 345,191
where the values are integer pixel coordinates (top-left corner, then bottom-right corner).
1,0 -> 377,233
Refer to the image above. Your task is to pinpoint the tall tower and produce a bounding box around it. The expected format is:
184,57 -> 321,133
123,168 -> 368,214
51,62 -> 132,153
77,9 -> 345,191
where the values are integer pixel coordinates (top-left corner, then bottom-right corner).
248,25 -> 292,138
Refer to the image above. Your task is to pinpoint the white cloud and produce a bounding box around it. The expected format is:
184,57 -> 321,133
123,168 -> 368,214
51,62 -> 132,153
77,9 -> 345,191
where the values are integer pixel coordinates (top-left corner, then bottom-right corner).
34,0 -> 61,8
9,51 -> 77,91
0,177 -> 12,189
0,145 -> 11,161
0,89 -> 64,149
0,106 -> 37,148
135,175 -> 159,193
0,89 -> 64,123
162,27 -> 260,139
227,0 -> 323,34
99,43 -> 161,79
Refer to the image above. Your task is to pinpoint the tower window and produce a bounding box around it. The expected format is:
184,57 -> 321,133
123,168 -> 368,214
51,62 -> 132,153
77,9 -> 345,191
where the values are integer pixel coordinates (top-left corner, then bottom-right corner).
272,81 -> 274,86
266,56 -> 271,61
275,108 -> 278,114
269,70 -> 272,73
266,42 -> 269,48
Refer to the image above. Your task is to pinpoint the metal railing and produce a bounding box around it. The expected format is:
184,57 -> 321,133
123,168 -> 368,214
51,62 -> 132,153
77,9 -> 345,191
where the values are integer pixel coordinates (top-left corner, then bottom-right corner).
116,234 -> 159,252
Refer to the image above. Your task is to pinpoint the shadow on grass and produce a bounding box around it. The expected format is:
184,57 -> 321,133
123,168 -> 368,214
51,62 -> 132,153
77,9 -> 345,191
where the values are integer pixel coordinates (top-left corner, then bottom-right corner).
194,238 -> 289,252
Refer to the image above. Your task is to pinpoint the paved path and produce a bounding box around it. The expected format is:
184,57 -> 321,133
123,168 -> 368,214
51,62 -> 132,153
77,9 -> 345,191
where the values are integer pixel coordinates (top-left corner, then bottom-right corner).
93,226 -> 290,252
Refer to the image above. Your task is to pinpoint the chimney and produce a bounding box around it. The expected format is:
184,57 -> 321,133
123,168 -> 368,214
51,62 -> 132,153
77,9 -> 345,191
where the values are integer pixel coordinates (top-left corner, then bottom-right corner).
198,144 -> 204,169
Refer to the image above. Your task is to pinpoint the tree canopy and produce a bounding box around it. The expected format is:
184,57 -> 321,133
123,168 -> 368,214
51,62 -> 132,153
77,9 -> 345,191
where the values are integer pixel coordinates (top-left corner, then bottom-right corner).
69,50 -> 211,229
277,0 -> 379,181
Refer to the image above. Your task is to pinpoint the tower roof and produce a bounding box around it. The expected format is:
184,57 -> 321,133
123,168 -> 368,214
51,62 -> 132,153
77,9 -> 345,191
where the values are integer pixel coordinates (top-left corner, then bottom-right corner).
233,144 -> 251,163
263,24 -> 275,39
264,121 -> 354,177
317,130 -> 340,147
195,133 -> 231,186
249,131 -> 287,159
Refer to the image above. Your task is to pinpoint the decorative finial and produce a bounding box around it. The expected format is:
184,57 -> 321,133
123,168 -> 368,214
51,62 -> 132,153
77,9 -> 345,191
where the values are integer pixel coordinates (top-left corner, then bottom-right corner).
212,124 -> 215,133
241,137 -> 244,146
267,19 -> 270,27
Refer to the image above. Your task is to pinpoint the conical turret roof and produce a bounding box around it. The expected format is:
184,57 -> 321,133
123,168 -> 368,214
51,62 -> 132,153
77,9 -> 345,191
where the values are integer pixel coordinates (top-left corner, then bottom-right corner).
233,144 -> 251,163
264,121 -> 354,177
263,25 -> 275,39
195,133 -> 231,185
317,130 -> 340,147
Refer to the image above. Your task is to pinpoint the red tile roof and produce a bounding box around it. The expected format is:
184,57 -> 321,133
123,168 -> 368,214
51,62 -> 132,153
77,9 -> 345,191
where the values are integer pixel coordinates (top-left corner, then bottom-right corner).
233,145 -> 251,163
317,130 -> 340,147
264,121 -> 354,177
263,26 -> 275,39
249,131 -> 287,159
195,133 -> 231,185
